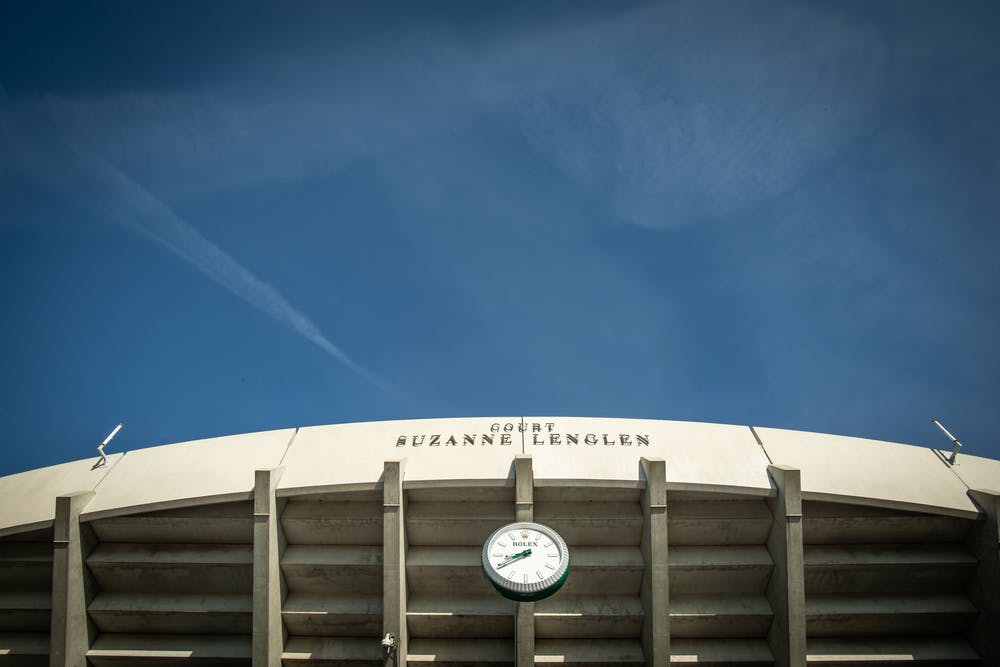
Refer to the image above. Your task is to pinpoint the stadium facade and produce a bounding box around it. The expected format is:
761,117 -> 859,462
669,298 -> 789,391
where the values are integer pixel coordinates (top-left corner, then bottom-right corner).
0,416 -> 998,666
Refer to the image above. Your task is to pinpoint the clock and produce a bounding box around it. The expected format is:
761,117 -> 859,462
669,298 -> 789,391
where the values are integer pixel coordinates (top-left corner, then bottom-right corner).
481,522 -> 570,602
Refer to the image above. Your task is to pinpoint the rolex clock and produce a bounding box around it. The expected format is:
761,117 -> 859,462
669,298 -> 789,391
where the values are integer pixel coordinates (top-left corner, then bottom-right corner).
482,522 -> 570,602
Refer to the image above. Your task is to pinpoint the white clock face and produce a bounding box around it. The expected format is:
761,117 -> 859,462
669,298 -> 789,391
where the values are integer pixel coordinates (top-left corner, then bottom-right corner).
482,522 -> 569,602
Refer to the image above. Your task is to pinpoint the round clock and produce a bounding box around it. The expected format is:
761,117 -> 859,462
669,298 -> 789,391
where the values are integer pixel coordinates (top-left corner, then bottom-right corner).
481,522 -> 570,602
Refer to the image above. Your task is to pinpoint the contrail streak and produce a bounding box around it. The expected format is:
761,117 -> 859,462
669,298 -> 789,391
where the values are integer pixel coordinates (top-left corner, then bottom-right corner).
81,150 -> 396,396
2,102 -> 399,398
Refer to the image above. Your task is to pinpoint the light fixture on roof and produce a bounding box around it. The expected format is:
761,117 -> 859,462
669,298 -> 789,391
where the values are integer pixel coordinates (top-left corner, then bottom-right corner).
932,418 -> 963,464
96,422 -> 123,467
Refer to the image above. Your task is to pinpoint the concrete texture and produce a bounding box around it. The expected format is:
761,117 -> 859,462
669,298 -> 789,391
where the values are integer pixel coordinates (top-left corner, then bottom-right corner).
49,492 -> 95,667
0,454 -> 121,537
765,465 -> 805,667
252,468 -> 284,667
280,419 -> 520,494
383,460 -> 406,667
946,451 -> 1000,494
0,418 -> 997,666
530,417 -> 773,494
640,458 -> 669,666
4,418 -> 994,526
966,490 -> 1000,666
754,426 -> 980,518
81,429 -> 293,520
514,455 -> 534,667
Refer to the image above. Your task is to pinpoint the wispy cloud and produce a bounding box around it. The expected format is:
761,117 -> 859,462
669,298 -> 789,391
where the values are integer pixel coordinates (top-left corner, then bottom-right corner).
3,1 -> 996,238
0,2 -> 887,232
466,1 -> 897,230
94,155 -> 398,396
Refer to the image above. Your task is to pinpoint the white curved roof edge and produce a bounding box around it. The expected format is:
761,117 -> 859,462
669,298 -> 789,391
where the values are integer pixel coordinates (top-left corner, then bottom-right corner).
0,417 -> 996,535
751,426 -> 995,519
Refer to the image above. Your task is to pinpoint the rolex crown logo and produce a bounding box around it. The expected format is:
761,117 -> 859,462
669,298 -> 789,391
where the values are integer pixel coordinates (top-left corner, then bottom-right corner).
520,530 -> 530,539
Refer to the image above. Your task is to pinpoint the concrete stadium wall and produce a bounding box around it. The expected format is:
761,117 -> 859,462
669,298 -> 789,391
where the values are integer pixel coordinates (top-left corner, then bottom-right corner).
0,417 -> 997,666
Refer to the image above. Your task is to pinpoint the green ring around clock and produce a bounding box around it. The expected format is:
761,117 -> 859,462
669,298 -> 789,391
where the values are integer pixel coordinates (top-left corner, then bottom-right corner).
482,558 -> 570,602
481,521 -> 571,602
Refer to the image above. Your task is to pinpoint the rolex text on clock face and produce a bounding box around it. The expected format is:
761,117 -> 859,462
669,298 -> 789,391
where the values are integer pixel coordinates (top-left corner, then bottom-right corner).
481,522 -> 570,602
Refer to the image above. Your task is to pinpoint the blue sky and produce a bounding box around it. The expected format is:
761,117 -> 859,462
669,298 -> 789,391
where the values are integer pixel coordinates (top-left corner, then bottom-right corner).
1,1 -> 998,476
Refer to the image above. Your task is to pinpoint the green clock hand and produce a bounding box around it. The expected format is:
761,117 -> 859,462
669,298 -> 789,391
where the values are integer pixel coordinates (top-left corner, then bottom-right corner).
496,549 -> 532,568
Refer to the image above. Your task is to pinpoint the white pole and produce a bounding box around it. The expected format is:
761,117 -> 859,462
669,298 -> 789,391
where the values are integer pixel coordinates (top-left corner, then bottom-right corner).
96,422 -> 124,467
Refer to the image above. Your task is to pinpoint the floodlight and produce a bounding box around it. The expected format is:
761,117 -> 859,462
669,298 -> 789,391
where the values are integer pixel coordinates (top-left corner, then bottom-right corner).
932,418 -> 963,464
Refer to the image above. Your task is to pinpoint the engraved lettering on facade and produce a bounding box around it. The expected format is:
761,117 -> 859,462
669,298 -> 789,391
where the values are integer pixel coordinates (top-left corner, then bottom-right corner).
393,426 -> 651,448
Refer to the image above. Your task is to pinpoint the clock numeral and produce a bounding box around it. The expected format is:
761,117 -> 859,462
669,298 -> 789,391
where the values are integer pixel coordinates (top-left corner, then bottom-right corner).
548,553 -> 557,558
497,541 -> 506,547
523,573 -> 528,583
545,563 -> 555,570
535,570 -> 542,578
543,542 -> 552,548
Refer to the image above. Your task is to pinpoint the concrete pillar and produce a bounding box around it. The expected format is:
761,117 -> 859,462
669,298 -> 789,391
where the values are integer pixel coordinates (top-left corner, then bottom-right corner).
514,455 -> 534,667
383,460 -> 407,667
765,465 -> 806,667
967,489 -> 1000,665
515,455 -> 534,523
253,468 -> 285,667
50,491 -> 96,667
640,457 -> 669,667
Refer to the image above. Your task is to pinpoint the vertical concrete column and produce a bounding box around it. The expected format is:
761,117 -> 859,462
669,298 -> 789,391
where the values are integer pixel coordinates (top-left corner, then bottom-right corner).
967,489 -> 1000,665
50,490 -> 96,667
765,465 -> 806,667
515,455 -> 534,523
640,457 -> 669,667
514,455 -> 535,667
383,460 -> 407,667
253,468 -> 285,667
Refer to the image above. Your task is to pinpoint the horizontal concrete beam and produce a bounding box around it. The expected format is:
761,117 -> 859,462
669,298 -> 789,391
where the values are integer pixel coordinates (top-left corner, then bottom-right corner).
805,637 -> 979,664
407,595 -> 513,638
283,609 -> 382,637
805,593 -> 976,615
804,544 -> 976,567
88,502 -> 252,545
86,632 -> 251,659
284,593 -> 383,614
282,636 -> 382,664
407,612 -> 514,639
534,638 -> 644,665
281,498 -> 381,545
282,544 -> 382,566
535,595 -> 643,640
670,638 -> 773,666
87,543 -> 251,565
407,638 -> 513,664
668,499 -> 772,546
88,608 -> 251,635
0,590 -> 51,612
89,592 -> 250,613
802,502 -> 973,545
805,594 -> 976,636
0,631 -> 49,657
